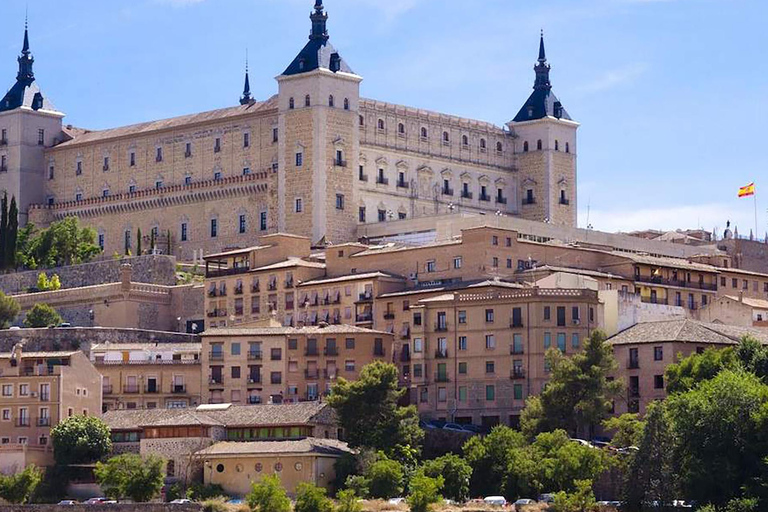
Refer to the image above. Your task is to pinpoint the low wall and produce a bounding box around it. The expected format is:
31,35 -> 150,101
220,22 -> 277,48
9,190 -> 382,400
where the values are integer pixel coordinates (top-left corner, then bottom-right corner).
0,327 -> 201,355
0,505 -> 202,512
0,255 -> 177,295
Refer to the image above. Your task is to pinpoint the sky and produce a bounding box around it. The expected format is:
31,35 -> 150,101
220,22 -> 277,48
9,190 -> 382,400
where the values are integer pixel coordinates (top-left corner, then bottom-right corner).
1,0 -> 767,238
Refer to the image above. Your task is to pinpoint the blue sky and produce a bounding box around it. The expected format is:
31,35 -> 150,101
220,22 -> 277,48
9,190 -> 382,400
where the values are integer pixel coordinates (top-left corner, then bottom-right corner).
2,0 -> 767,237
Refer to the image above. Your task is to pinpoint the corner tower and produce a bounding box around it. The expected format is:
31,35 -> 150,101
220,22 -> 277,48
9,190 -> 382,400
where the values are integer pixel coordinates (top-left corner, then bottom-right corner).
276,0 -> 362,244
0,21 -> 64,225
508,33 -> 578,227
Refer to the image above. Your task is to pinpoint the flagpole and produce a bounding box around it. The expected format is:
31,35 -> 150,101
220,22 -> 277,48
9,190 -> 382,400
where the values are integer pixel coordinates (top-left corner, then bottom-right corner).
756,190 -> 759,241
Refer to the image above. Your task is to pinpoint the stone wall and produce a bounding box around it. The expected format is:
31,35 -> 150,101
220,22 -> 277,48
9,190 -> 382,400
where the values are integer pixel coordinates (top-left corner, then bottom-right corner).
0,327 -> 201,355
0,505 -> 202,512
0,255 -> 178,295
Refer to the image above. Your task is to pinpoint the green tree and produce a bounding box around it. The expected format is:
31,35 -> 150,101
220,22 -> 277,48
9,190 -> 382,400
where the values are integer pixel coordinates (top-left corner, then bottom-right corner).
23,303 -> 62,328
21,217 -> 100,268
344,475 -> 370,498
0,192 -> 8,269
667,370 -> 768,508
335,489 -> 363,512
294,482 -> 334,512
36,273 -> 61,292
0,465 -> 43,504
407,473 -> 444,512
328,362 -> 423,455
166,229 -> 172,255
665,346 -> 737,394
95,453 -> 165,502
520,330 -> 623,439
0,292 -> 20,329
602,413 -> 644,448
149,229 -> 155,253
136,228 -> 142,256
6,196 -> 18,270
366,456 -> 404,499
50,415 -> 112,465
624,402 -> 677,511
245,474 -> 291,512
15,223 -> 37,269
551,479 -> 598,512
419,454 -> 471,502
463,425 -> 527,498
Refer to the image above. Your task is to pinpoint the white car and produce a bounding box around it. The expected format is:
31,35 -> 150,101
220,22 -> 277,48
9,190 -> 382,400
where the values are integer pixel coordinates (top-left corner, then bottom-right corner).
171,499 -> 192,504
483,496 -> 507,506
388,497 -> 406,505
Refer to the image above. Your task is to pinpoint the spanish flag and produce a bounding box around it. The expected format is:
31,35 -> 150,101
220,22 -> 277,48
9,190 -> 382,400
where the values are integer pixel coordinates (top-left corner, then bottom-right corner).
738,183 -> 756,198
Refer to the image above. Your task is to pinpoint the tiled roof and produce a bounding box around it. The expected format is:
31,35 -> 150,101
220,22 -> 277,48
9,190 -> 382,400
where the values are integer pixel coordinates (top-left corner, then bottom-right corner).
722,295 -> 768,309
252,258 -> 326,272
53,97 -> 278,148
195,438 -> 352,456
298,271 -> 405,286
0,351 -> 79,359
378,279 -> 526,299
351,239 -> 462,258
102,401 -> 334,430
203,324 -> 389,337
518,265 -> 625,280
608,252 -> 718,273
607,319 -> 768,346
90,343 -> 202,352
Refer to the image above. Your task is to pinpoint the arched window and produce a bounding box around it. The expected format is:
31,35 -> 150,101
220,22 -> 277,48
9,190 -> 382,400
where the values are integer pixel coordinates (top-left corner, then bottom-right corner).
565,142 -> 570,153
359,115 -> 364,126
555,140 -> 559,151
421,127 -> 428,139
289,97 -> 295,110
398,123 -> 405,134
523,141 -> 529,152
305,95 -> 311,107
378,119 -> 385,130
344,98 -> 350,110
537,139 -> 542,151
328,95 -> 335,107
496,141 -> 503,152
480,138 -> 487,149
443,131 -> 450,142
462,135 -> 469,146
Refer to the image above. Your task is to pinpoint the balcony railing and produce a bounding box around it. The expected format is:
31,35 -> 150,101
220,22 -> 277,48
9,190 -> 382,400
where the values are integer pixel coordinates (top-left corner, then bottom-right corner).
358,292 -> 373,302
103,385 -> 113,395
510,346 -> 524,355
172,385 -> 187,394
305,369 -> 320,379
356,313 -> 373,323
496,197 -> 507,204
396,180 -> 409,189
641,297 -> 669,306
435,373 -> 450,383
323,369 -> 338,379
123,385 -> 140,394
627,360 -> 640,370
384,312 -> 395,320
247,376 -> 262,385
479,194 -> 491,202
460,191 -> 473,199
522,197 -> 536,205
206,266 -> 250,279
376,176 -> 389,185
359,173 -> 369,182
209,377 -> 224,385
374,347 -> 386,357
209,352 -> 224,361
36,417 -> 51,427
634,274 -> 717,291
510,320 -> 524,328
305,348 -> 319,357
442,188 -> 454,196
247,351 -> 263,361
324,347 -> 339,357
15,418 -> 30,427
144,386 -> 159,394
435,349 -> 448,359
510,368 -> 526,380
434,323 -> 448,332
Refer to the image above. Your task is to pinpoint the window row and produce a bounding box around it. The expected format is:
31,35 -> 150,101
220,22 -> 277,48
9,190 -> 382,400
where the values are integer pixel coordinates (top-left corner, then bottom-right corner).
289,95 -> 350,110
361,118 -> 505,152
720,276 -> 768,294
522,139 -> 570,153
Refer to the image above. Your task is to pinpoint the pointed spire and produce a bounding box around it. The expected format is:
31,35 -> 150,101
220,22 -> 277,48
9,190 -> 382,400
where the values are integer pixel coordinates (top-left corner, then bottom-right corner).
534,31 -> 551,91
538,29 -> 546,62
240,50 -> 253,105
310,0 -> 329,41
16,14 -> 35,85
22,13 -> 30,55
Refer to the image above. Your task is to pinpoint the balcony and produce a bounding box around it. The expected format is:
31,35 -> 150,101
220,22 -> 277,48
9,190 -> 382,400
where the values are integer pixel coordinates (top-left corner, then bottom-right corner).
305,369 -> 320,379
324,347 -> 339,357
396,180 -> 409,189
400,327 -> 411,339
247,351 -> 263,361
434,323 -> 448,332
234,286 -> 244,295
384,312 -> 395,320
479,194 -> 491,202
247,376 -> 262,385
323,369 -> 338,379
334,159 -> 347,168
496,197 -> 508,205
460,191 -> 473,199
123,385 -> 140,394
376,176 -> 389,185
442,187 -> 454,196
0,166 -> 7,173
172,385 -> 187,394
627,360 -> 640,370
510,346 -> 524,355
510,368 -> 526,380
268,282 -> 278,291
303,346 -> 319,357
435,349 -> 448,359
209,352 -> 224,361
144,386 -> 159,394
400,349 -> 411,362
634,274 -> 718,292
356,313 -> 373,323
358,292 -> 373,302
36,417 -> 51,427
374,347 -> 386,357
209,377 -> 224,386
510,320 -> 524,328
522,197 -> 536,205
205,266 -> 251,279
15,418 -> 31,428
285,279 -> 294,288
435,373 -> 450,383
40,394 -> 50,402
0,138 -> 7,146
359,173 -> 369,182
103,385 -> 113,395
252,283 -> 260,293
641,297 -> 669,306
248,396 -> 261,404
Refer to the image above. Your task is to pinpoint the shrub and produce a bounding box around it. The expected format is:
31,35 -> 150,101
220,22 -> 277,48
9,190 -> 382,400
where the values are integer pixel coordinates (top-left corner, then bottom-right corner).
187,483 -> 226,501
0,465 -> 43,504
94,453 -> 165,502
23,303 -> 62,328
345,475 -> 370,498
407,473 -> 443,512
295,482 -> 334,512
336,489 -> 364,512
245,474 -> 290,512
419,454 -> 471,503
367,458 -> 404,499
200,497 -> 228,512
0,292 -> 20,329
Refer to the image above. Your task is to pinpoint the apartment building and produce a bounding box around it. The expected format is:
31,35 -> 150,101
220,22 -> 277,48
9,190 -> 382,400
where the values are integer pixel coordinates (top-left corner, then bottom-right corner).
0,346 -> 101,469
608,319 -> 768,415
201,324 -> 393,405
90,342 -> 202,411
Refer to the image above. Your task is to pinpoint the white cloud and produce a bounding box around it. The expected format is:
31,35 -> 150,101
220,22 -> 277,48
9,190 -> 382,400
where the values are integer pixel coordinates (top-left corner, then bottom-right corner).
577,62 -> 648,94
579,202 -> 764,238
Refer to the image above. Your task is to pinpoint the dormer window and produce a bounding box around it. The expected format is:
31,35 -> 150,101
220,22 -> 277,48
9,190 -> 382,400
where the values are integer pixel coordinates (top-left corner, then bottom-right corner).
330,53 -> 341,72
298,59 -> 305,71
527,106 -> 534,118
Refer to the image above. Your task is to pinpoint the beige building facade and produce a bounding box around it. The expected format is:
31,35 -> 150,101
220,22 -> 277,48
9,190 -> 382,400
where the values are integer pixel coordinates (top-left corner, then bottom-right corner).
0,346 -> 102,470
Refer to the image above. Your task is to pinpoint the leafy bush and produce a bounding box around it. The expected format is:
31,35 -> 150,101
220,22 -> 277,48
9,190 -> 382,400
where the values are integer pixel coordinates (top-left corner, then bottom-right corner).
36,273 -> 61,292
187,483 -> 226,501
366,457 -> 404,499
295,482 -> 334,512
24,303 -> 62,328
345,475 -> 370,498
551,479 -> 598,512
0,465 -> 43,504
245,474 -> 290,512
0,292 -> 20,329
200,497 -> 228,512
94,453 -> 165,502
407,473 -> 443,512
336,489 -> 364,512
419,454 -> 471,502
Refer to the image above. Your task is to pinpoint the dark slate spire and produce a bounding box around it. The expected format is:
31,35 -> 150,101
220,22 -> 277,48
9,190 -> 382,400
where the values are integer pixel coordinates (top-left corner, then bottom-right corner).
282,0 -> 354,77
1,17 -> 57,113
240,52 -> 253,105
310,0 -> 329,41
17,18 -> 35,85
512,32 -> 571,123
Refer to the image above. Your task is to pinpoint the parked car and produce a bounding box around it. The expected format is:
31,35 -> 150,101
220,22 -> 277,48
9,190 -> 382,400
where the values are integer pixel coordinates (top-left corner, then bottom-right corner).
483,496 -> 507,507
84,498 -> 109,505
170,499 -> 192,504
569,438 -> 595,448
57,500 -> 78,505
537,493 -> 555,503
226,499 -> 243,505
461,424 -> 484,434
514,498 -> 536,505
427,419 -> 447,429
388,497 -> 406,505
443,422 -> 467,432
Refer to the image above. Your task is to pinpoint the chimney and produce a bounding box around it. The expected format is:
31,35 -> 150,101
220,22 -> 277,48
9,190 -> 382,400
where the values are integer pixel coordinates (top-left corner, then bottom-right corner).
120,263 -> 133,292
738,291 -> 744,303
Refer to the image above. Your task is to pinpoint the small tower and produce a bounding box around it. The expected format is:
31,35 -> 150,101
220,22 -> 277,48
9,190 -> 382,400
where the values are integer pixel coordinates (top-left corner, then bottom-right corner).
508,32 -> 579,227
0,19 -> 65,225
240,53 -> 253,105
276,0 -> 362,244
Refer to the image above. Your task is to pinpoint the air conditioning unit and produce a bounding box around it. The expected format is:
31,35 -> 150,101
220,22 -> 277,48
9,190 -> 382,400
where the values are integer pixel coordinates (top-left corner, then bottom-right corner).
573,319 -> 581,325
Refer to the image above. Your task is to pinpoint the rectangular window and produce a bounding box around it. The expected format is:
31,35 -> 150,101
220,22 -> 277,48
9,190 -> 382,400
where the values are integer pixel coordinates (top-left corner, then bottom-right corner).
244,132 -> 251,147
512,307 -> 523,327
38,129 -> 45,145
512,334 -> 523,354
260,211 -> 268,231
426,260 -> 436,273
572,306 -> 580,322
438,387 -> 447,402
296,152 -> 303,167
181,223 -> 188,242
413,338 -> 423,353
557,307 -> 566,326
485,334 -> 496,349
336,194 -> 345,210
458,362 -> 467,374
485,309 -> 494,323
485,385 -> 495,401
654,346 -> 663,361
571,333 -> 580,349
458,336 -> 467,350
557,333 -> 566,352
210,219 -> 218,238
458,311 -> 466,324
458,387 -> 467,402
358,206 -> 366,223
239,214 -> 247,234
454,257 -> 462,269
295,198 -> 303,213
98,233 -> 104,250
513,383 -> 523,400
654,375 -> 664,389
76,161 -> 83,175
231,366 -> 241,379
156,147 -> 163,162
485,361 -> 495,374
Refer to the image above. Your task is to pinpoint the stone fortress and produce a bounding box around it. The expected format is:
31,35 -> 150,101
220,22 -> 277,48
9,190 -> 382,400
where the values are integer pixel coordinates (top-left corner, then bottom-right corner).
0,1 -> 578,260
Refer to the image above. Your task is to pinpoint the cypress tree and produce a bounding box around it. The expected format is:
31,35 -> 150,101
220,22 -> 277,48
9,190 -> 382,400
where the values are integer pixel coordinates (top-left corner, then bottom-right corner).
0,193 -> 8,270
6,196 -> 18,270
136,228 -> 142,256
149,229 -> 155,253
166,230 -> 171,255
